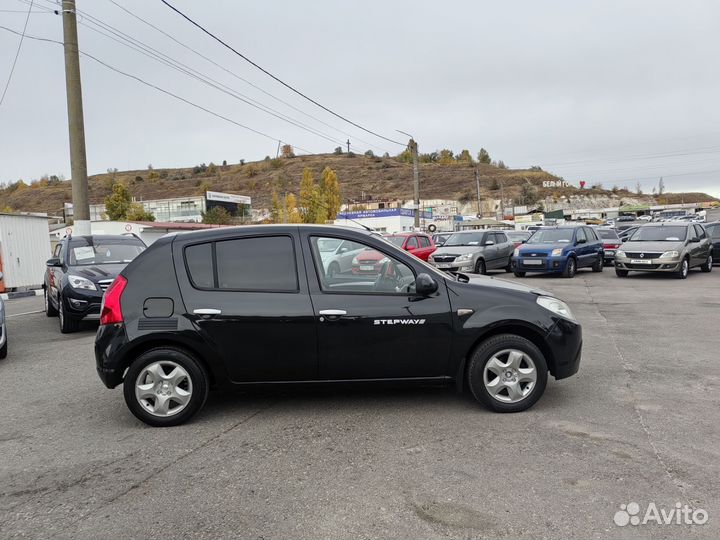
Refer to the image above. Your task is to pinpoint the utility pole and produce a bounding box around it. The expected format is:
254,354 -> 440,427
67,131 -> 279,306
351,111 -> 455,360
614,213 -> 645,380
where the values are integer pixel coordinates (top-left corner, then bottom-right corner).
475,167 -> 481,217
396,130 -> 420,228
346,139 -> 351,154
499,179 -> 505,220
62,0 -> 90,234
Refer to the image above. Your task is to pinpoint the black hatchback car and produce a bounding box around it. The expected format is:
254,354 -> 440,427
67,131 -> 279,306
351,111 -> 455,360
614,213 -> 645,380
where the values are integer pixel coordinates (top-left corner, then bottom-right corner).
95,225 -> 582,426
44,234 -> 146,333
704,221 -> 720,264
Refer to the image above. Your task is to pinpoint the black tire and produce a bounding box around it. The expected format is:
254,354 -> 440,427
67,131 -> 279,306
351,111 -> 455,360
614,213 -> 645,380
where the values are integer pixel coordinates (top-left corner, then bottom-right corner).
615,268 -> 629,277
0,339 -> 7,359
467,334 -> 548,413
675,258 -> 689,279
123,347 -> 209,427
700,254 -> 713,273
513,271 -> 526,277
44,288 -> 58,317
58,295 -> 80,333
562,257 -> 577,278
475,259 -> 486,275
505,257 -> 513,273
591,254 -> 604,272
327,262 -> 340,278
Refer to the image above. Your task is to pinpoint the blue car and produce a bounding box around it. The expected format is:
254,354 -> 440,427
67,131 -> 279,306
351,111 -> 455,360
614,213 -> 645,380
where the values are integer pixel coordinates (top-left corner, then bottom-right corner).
512,225 -> 604,278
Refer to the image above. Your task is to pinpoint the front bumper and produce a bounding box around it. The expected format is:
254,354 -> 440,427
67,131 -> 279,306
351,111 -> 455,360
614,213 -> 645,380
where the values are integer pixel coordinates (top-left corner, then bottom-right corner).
512,256 -> 567,273
431,260 -> 474,272
546,318 -> 582,380
614,257 -> 681,272
62,287 -> 103,320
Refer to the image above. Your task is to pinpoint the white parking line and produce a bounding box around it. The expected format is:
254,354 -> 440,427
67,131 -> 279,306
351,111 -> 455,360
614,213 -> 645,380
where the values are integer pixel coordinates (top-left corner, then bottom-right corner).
6,310 -> 44,318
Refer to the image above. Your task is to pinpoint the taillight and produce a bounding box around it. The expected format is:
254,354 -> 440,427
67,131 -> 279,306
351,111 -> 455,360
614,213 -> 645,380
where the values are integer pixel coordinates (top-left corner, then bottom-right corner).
100,275 -> 127,325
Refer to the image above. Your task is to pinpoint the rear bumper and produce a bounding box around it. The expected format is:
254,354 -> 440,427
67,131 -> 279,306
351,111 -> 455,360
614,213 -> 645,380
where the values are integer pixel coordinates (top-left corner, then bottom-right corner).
95,323 -> 130,388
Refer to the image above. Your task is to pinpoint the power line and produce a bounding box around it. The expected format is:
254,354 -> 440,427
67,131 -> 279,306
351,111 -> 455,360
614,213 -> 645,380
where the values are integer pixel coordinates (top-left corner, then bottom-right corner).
104,0 -> 389,155
0,0 -> 33,110
0,25 -> 316,154
159,0 -> 405,147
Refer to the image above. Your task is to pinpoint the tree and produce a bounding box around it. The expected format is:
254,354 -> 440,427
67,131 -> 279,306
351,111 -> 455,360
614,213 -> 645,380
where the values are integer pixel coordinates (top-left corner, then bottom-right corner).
520,183 -> 539,205
333,146 -> 343,155
271,190 -> 284,223
455,149 -> 473,163
658,177 -> 665,195
438,149 -> 454,164
635,181 -> 643,195
299,168 -> 323,223
104,182 -> 132,220
281,144 -> 295,158
320,166 -> 341,220
364,150 -> 374,157
396,148 -> 413,163
284,193 -> 303,223
125,203 -> 155,222
497,160 -> 507,169
477,148 -> 491,164
201,206 -> 231,225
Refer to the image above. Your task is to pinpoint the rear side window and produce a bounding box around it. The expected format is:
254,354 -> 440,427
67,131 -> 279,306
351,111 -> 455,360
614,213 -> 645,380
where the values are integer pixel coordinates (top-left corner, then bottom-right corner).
185,243 -> 214,288
576,228 -> 586,242
419,236 -> 431,248
216,236 -> 297,291
405,236 -> 419,249
184,235 -> 298,292
693,225 -> 706,239
707,225 -> 720,239
496,232 -> 507,243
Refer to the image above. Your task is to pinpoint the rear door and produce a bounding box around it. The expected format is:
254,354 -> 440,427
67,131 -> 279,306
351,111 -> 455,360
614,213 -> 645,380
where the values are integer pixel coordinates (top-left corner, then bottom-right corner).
574,228 -> 590,267
415,234 -> 435,261
693,225 -> 709,265
303,232 -> 453,380
404,235 -> 420,257
175,230 -> 318,382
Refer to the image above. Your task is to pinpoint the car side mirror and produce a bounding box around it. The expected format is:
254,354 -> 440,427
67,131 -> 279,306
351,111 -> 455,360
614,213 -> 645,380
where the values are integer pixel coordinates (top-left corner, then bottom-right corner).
415,273 -> 438,296
576,238 -> 587,244
484,240 -> 495,246
521,239 -> 527,243
338,246 -> 348,254
621,237 -> 628,242
46,257 -> 62,267
690,237 -> 699,243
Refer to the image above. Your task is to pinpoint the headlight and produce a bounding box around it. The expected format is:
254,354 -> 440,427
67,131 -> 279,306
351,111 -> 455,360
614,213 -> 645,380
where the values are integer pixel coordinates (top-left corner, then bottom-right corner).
659,250 -> 680,259
551,248 -> 563,257
616,250 -> 626,258
536,296 -> 576,322
513,248 -> 520,257
67,275 -> 97,291
456,253 -> 473,262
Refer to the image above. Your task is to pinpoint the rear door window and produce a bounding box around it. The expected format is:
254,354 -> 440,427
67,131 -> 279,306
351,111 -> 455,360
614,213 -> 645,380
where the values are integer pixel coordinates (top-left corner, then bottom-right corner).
576,228 -> 586,243
418,235 -> 431,248
185,243 -> 214,289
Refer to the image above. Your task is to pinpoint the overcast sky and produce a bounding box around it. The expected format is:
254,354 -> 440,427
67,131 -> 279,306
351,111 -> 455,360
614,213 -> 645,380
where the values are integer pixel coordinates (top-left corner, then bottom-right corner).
1,0 -> 719,197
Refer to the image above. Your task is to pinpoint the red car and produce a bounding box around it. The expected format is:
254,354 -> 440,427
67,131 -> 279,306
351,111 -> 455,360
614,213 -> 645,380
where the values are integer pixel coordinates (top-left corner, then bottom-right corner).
596,228 -> 622,265
383,232 -> 436,261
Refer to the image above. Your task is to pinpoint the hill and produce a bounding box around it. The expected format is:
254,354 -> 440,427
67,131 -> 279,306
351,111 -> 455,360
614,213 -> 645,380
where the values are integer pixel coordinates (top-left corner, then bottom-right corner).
1,154 -> 716,217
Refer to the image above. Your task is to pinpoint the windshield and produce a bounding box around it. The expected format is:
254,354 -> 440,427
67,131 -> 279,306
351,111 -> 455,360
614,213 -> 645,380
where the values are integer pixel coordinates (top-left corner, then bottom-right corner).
385,236 -> 406,247
506,231 -> 530,241
597,229 -> 619,240
444,232 -> 485,246
528,229 -> 574,243
631,226 -> 687,242
69,241 -> 146,266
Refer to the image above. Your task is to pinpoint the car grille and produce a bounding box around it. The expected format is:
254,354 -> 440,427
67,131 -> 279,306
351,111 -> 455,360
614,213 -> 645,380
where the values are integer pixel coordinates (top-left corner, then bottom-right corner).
521,252 -> 548,258
433,255 -> 457,263
624,252 -> 663,259
97,279 -> 114,292
626,263 -> 661,270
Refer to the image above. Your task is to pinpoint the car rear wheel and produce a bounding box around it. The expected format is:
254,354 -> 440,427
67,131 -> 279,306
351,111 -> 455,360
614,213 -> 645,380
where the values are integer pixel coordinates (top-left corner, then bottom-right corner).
675,258 -> 689,279
475,259 -> 486,275
591,254 -> 604,272
44,288 -> 58,317
615,268 -> 629,277
124,348 -> 209,427
505,257 -> 513,272
700,254 -> 713,273
58,295 -> 80,333
562,257 -> 576,278
0,339 -> 7,359
467,334 -> 548,413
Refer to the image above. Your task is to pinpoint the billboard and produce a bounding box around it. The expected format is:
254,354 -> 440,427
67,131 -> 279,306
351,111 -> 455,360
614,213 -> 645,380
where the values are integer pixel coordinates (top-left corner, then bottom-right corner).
205,191 -> 251,217
336,208 -> 433,220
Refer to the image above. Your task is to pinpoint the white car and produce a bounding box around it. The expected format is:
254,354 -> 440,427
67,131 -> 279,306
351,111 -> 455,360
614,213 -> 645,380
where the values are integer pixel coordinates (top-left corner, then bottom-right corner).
317,238 -> 365,277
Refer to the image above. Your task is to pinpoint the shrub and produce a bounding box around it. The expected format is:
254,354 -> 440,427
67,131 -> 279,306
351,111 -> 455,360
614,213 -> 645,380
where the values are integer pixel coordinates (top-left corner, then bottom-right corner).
269,158 -> 283,169
333,147 -> 343,155
246,165 -> 258,178
364,150 -> 374,158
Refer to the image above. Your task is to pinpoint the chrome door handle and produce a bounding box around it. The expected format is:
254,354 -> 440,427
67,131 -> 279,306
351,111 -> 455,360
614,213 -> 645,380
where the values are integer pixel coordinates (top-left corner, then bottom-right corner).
193,308 -> 222,316
319,309 -> 347,316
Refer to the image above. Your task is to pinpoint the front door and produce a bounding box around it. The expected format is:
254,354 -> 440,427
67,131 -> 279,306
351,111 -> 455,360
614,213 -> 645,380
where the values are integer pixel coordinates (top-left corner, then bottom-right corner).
175,233 -> 318,383
304,233 -> 454,380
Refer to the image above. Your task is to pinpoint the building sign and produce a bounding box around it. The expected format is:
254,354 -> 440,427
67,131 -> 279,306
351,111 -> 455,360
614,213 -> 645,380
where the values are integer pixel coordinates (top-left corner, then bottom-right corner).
205,191 -> 251,205
542,180 -> 570,188
337,208 -> 432,220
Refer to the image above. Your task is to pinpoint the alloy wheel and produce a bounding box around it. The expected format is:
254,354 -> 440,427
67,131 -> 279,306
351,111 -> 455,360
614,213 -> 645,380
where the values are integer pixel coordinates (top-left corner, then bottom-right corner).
483,349 -> 537,403
135,361 -> 193,417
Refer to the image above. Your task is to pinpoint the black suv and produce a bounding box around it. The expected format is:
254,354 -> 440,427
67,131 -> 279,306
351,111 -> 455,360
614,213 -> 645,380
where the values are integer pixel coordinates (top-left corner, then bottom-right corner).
95,225 -> 582,426
44,234 -> 146,333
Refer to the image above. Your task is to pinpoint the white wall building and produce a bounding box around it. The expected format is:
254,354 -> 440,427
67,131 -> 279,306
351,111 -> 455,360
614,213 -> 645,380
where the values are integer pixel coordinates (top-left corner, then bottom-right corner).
334,208 -> 434,233
0,213 -> 51,291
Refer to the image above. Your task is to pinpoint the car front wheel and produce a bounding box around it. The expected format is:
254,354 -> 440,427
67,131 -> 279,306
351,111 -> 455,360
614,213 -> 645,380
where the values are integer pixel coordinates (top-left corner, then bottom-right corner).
675,258 -> 689,279
467,334 -> 548,413
475,259 -> 486,275
123,348 -> 209,427
58,295 -> 80,333
562,257 -> 577,278
615,268 -> 629,277
44,288 -> 58,317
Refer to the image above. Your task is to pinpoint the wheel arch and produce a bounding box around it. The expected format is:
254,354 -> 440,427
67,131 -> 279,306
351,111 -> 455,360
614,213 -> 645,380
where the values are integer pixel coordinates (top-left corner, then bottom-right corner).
455,322 -> 556,392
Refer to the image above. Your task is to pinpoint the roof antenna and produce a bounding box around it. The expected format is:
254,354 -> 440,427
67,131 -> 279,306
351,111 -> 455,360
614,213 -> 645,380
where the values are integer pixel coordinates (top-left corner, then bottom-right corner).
344,216 -> 374,232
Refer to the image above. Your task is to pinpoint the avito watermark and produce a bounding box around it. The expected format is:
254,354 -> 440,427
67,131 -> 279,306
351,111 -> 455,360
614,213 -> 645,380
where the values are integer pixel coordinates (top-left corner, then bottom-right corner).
614,501 -> 708,527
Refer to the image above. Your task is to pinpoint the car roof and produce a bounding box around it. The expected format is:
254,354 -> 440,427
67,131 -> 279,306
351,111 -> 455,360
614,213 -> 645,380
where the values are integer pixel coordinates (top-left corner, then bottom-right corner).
68,234 -> 143,242
170,223 -> 375,241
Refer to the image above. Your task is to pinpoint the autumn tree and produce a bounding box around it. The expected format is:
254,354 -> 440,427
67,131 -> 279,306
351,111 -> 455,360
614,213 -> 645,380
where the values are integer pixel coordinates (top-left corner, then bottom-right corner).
281,144 -> 295,158
438,149 -> 455,164
104,182 -> 132,220
455,149 -> 473,163
320,166 -> 341,220
125,203 -> 156,222
202,206 -> 231,225
477,148 -> 491,164
299,168 -> 323,223
284,193 -> 303,223
271,190 -> 285,223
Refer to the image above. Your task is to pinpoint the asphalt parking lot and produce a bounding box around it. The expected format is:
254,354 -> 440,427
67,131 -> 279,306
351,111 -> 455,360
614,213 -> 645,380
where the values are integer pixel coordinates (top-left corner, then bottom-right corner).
1,268 -> 719,539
